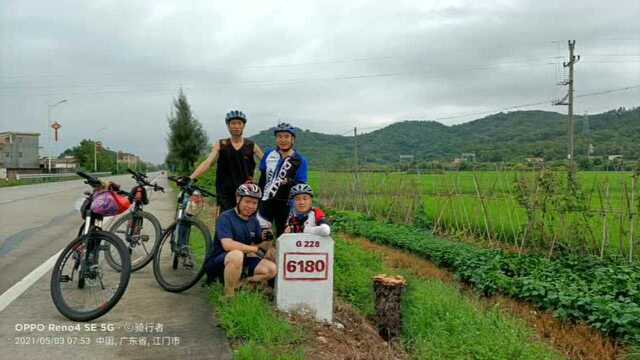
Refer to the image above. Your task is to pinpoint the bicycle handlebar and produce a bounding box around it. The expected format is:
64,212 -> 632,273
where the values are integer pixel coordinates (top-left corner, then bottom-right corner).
167,176 -> 216,198
127,168 -> 164,192
77,171 -> 102,188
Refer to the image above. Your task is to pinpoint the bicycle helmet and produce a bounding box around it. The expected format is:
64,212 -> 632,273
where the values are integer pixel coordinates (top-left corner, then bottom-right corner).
91,191 -> 131,216
289,183 -> 313,199
236,183 -> 262,199
273,122 -> 296,137
225,110 -> 247,124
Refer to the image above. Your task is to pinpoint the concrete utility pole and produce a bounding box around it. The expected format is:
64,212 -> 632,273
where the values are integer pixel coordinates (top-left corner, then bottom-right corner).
553,40 -> 580,179
353,127 -> 358,173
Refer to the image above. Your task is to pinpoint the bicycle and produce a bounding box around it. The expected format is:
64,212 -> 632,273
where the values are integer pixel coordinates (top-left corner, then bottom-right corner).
107,169 -> 165,272
153,176 -> 216,292
50,171 -> 132,321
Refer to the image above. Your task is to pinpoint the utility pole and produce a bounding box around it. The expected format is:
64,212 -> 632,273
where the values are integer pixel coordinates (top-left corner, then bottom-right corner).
353,127 -> 358,174
553,40 -> 580,180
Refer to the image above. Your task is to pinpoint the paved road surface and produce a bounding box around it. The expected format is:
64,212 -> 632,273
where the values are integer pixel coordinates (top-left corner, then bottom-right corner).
0,174 -> 232,359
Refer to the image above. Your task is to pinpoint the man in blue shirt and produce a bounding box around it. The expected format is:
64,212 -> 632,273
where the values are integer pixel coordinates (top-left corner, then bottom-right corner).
205,183 -> 276,297
258,122 -> 309,237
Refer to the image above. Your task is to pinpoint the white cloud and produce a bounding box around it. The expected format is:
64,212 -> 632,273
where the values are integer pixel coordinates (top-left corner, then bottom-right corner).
1,0 -> 639,163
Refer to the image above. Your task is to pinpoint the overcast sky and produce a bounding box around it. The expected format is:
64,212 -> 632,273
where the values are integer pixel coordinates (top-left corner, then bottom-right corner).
1,0 -> 639,164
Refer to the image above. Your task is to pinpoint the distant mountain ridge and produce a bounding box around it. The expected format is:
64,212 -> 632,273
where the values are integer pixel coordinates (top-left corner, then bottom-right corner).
248,107 -> 640,168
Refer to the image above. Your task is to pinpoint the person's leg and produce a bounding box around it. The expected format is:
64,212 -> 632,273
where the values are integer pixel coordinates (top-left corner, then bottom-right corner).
223,250 -> 244,297
273,201 -> 290,237
204,251 -> 227,284
258,200 -> 275,223
243,257 -> 277,284
216,195 -> 236,218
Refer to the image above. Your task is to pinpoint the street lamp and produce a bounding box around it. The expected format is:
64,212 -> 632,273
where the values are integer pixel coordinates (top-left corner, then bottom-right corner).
94,127 -> 107,172
47,99 -> 68,172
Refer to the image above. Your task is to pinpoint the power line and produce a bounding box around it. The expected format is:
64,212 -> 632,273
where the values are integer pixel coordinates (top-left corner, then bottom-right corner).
330,83 -> 640,135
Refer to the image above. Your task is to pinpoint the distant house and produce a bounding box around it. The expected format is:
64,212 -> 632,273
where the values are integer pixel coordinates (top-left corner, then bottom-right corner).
0,131 -> 41,170
608,154 -> 623,161
53,156 -> 79,171
118,152 -> 141,168
461,153 -> 476,162
525,157 -> 544,163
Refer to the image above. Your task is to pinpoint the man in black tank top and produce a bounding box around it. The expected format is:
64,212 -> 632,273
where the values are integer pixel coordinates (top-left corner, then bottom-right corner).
190,110 -> 264,213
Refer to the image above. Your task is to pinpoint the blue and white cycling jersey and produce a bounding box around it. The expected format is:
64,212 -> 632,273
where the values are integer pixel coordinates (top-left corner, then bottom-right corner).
259,149 -> 308,202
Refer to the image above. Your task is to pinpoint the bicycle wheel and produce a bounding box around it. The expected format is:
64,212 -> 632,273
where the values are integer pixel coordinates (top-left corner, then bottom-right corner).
107,211 -> 162,272
50,231 -> 131,321
153,216 -> 211,292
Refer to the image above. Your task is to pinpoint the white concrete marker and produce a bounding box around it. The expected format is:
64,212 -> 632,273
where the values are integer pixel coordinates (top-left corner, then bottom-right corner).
0,250 -> 62,312
275,233 -> 334,322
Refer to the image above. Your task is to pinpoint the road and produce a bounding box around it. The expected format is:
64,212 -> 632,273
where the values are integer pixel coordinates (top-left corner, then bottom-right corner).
0,174 -> 232,359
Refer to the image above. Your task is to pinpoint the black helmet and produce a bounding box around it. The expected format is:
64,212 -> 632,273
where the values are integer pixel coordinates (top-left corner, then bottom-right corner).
289,183 -> 313,199
273,122 -> 296,137
225,110 -> 247,124
236,183 -> 262,199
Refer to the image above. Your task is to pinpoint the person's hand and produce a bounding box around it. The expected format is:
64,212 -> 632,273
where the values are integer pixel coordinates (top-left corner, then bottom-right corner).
176,176 -> 191,187
262,229 -> 274,242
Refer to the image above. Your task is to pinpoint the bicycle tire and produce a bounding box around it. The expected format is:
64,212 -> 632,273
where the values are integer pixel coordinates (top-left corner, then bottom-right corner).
152,217 -> 211,293
107,210 -> 162,272
50,231 -> 131,321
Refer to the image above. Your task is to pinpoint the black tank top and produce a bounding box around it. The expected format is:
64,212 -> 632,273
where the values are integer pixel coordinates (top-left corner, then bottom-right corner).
215,138 -> 256,198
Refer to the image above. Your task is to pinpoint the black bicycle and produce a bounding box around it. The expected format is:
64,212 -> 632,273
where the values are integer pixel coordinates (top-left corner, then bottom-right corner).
50,172 -> 131,321
107,169 -> 164,272
153,176 -> 215,292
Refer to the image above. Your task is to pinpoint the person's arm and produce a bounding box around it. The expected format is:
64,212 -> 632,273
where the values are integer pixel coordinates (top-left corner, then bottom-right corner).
190,143 -> 220,179
257,150 -> 268,190
303,224 -> 331,236
254,143 -> 264,162
294,156 -> 308,184
216,214 -> 259,253
303,208 -> 331,236
221,238 -> 259,253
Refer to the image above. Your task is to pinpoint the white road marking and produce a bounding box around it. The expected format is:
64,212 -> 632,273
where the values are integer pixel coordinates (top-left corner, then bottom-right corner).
0,173 -> 165,312
0,249 -> 62,312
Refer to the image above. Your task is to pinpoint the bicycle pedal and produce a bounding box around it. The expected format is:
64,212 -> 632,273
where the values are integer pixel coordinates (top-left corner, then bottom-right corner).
59,275 -> 72,282
141,235 -> 150,242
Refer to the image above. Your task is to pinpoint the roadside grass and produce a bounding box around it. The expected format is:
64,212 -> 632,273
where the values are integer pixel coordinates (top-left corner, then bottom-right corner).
208,283 -> 306,360
181,172 -> 561,359
333,235 -> 564,360
0,179 -> 25,188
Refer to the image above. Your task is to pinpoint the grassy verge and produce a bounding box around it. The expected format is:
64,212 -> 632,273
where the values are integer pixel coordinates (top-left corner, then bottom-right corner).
0,179 -> 25,188
185,209 -> 305,358
334,235 -> 563,359
208,284 -> 306,359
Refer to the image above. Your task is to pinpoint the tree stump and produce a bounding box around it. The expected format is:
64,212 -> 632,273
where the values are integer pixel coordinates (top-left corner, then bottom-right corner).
373,274 -> 406,340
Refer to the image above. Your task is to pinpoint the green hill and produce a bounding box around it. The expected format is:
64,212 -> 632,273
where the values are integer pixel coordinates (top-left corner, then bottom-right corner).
249,107 -> 640,168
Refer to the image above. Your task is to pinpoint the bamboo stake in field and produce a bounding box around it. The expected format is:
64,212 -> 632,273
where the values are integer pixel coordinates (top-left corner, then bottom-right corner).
451,173 -> 471,236
629,173 -> 637,262
473,172 -> 492,241
599,181 -> 610,259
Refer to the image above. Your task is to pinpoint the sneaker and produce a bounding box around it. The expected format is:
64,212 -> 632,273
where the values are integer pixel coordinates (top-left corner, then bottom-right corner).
179,246 -> 194,269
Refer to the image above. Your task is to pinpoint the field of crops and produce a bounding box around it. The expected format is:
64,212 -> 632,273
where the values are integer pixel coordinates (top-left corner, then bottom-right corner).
310,170 -> 640,260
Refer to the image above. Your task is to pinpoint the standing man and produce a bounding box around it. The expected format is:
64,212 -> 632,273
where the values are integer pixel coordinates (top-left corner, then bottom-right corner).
258,122 -> 308,236
190,110 -> 264,214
